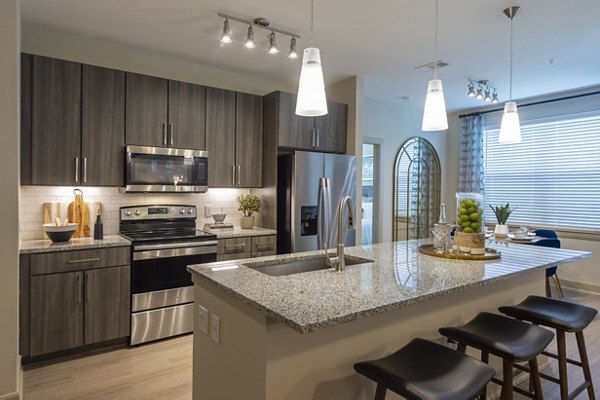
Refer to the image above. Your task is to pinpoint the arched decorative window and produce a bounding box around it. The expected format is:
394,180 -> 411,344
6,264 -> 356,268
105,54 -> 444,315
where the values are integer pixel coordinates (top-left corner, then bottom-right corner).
393,137 -> 441,241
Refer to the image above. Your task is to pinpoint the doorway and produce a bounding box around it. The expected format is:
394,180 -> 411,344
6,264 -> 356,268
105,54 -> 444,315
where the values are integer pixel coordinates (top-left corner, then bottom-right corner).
361,143 -> 378,245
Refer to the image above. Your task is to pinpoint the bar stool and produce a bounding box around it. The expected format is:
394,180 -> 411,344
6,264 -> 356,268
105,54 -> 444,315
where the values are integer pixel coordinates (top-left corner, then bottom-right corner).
354,338 -> 495,400
499,295 -> 597,400
439,312 -> 554,400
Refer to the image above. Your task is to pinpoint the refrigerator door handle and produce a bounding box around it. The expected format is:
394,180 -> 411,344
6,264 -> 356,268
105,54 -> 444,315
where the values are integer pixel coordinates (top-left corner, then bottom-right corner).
317,179 -> 323,249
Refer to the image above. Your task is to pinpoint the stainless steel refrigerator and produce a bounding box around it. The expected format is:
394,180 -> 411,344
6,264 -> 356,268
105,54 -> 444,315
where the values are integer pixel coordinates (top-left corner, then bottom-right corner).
277,151 -> 357,254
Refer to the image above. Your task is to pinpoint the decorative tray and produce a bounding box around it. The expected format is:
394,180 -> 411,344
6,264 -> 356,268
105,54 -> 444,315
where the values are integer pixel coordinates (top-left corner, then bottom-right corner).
418,244 -> 501,260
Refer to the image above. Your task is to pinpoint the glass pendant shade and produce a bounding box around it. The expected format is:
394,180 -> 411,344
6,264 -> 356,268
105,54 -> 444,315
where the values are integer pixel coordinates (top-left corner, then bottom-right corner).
421,79 -> 448,131
295,47 -> 328,116
499,101 -> 521,143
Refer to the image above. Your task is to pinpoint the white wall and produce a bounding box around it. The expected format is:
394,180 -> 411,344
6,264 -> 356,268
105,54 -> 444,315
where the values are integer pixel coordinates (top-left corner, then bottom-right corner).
0,0 -> 21,398
445,87 -> 600,291
363,97 -> 448,243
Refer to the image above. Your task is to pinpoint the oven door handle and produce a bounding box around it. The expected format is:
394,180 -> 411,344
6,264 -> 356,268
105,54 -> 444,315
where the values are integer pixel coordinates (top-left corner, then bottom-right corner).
134,241 -> 218,252
133,244 -> 217,261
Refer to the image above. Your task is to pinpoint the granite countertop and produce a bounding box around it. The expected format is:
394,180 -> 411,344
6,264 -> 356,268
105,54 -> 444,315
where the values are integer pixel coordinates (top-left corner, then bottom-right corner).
20,235 -> 131,254
188,240 -> 591,334
203,226 -> 277,239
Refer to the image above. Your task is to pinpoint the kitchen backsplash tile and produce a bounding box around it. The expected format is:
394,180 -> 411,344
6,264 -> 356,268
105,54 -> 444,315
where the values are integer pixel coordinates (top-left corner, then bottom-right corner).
20,186 -> 250,240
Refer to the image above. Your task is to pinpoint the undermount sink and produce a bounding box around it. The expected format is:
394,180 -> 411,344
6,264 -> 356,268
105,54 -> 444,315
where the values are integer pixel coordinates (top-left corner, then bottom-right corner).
243,255 -> 373,277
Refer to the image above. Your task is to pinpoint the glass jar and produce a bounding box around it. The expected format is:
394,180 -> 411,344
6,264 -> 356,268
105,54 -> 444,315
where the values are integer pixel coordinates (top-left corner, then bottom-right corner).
455,192 -> 484,233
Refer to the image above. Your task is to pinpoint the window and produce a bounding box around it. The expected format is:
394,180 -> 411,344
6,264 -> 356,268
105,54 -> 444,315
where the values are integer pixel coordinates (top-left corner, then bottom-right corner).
483,112 -> 600,232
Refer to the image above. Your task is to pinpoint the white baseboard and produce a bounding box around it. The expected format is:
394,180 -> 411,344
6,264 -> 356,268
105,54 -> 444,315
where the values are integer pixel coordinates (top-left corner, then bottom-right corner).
0,392 -> 20,400
560,278 -> 600,294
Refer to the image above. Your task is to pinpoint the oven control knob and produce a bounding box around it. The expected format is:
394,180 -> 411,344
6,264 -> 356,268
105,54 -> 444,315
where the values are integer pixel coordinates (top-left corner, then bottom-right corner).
124,210 -> 132,216
187,208 -> 193,214
134,210 -> 141,216
179,208 -> 186,214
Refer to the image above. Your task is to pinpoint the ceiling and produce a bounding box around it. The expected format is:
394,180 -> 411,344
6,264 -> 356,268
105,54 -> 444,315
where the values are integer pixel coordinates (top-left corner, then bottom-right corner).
21,0 -> 600,111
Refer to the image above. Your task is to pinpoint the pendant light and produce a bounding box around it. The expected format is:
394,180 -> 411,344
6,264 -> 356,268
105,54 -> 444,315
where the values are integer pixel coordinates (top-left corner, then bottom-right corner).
295,0 -> 328,116
499,6 -> 522,143
421,0 -> 448,131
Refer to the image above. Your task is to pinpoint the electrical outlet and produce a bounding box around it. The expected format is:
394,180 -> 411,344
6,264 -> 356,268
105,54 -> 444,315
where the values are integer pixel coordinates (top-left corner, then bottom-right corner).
197,305 -> 208,334
204,205 -> 212,218
210,314 -> 220,344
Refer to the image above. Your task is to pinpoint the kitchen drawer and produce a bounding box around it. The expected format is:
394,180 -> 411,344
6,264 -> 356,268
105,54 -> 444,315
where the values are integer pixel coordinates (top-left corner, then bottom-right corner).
30,246 -> 130,275
217,237 -> 251,255
217,252 -> 252,262
251,235 -> 276,257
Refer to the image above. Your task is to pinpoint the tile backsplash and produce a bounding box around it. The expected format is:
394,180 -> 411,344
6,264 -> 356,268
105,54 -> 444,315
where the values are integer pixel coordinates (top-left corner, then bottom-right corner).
19,186 -> 250,240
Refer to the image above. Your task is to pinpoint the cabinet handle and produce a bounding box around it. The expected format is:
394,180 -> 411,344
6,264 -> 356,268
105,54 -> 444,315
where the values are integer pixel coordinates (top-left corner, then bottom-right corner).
311,129 -> 316,148
85,271 -> 91,303
169,123 -> 174,146
237,165 -> 241,186
232,165 -> 236,187
225,244 -> 246,252
83,158 -> 88,183
76,274 -> 82,304
162,123 -> 167,145
316,129 -> 320,148
255,243 -> 275,251
75,157 -> 79,183
67,257 -> 100,264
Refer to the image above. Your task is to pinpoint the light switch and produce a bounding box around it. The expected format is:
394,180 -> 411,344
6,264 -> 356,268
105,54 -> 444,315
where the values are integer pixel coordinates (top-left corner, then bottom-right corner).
197,305 -> 208,334
210,314 -> 220,344
204,205 -> 212,218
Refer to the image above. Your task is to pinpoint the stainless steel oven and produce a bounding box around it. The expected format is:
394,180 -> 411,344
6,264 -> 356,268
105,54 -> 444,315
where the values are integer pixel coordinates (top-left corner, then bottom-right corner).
120,205 -> 217,345
122,145 -> 208,193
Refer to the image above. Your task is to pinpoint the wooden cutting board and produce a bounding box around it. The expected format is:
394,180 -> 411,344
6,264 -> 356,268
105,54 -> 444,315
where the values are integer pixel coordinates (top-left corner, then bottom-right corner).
43,202 -> 101,238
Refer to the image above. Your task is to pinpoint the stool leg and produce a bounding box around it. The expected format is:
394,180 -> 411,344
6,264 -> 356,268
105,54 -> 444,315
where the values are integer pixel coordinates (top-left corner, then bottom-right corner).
501,359 -> 514,400
575,331 -> 596,400
374,383 -> 386,400
480,351 -> 489,400
557,330 -> 569,400
552,274 -> 565,298
457,343 -> 466,353
529,358 -> 543,400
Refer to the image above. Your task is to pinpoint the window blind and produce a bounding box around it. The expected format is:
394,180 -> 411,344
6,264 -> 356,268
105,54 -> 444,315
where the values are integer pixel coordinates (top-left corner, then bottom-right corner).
483,112 -> 600,233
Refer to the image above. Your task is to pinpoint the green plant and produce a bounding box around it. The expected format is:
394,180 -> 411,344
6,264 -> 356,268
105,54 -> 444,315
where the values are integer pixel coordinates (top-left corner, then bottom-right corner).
489,203 -> 515,225
237,194 -> 260,217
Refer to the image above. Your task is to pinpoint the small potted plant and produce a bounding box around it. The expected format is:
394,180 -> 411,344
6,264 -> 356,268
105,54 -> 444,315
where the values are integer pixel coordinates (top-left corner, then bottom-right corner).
237,194 -> 260,229
490,203 -> 515,237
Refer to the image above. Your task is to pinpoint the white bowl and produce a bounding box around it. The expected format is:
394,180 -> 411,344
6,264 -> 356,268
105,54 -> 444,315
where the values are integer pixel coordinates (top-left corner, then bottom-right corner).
43,223 -> 78,232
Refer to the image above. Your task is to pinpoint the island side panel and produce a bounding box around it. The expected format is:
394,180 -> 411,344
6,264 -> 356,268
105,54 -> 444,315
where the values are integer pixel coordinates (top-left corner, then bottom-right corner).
265,270 -> 545,400
193,277 -> 268,400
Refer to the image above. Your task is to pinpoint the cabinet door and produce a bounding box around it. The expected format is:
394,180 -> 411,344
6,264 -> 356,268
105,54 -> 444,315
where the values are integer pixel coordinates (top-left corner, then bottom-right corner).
31,56 -> 82,185
315,101 -> 347,153
82,65 -> 125,186
84,266 -> 131,345
206,87 -> 236,187
168,81 -> 206,149
125,73 -> 168,147
21,54 -> 32,184
251,235 -> 277,257
30,271 -> 83,356
277,91 -> 314,149
235,93 -> 263,187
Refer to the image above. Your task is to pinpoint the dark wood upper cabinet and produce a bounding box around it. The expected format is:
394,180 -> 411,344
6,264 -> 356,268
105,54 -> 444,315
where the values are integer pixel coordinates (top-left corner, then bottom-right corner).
168,81 -> 206,150
275,91 -> 314,149
82,65 -> 125,186
315,101 -> 348,153
21,54 -> 32,185
30,56 -> 82,185
125,73 -> 168,147
84,265 -> 130,345
236,93 -> 263,188
29,271 -> 84,356
206,87 -> 236,187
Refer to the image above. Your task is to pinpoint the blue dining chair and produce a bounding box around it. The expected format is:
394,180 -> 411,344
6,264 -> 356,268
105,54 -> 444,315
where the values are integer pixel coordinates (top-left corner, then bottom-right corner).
533,230 -> 564,298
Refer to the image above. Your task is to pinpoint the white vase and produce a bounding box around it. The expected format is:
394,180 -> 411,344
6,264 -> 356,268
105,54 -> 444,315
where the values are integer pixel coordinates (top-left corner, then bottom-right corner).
240,215 -> 254,229
494,224 -> 509,237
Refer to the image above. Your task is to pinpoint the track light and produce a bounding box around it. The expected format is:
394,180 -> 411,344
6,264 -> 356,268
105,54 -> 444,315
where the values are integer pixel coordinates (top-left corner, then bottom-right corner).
467,80 -> 499,103
288,37 -> 299,59
267,31 -> 279,54
491,90 -> 499,103
475,86 -> 484,100
467,83 -> 476,97
244,25 -> 255,48
220,18 -> 232,44
484,89 -> 492,102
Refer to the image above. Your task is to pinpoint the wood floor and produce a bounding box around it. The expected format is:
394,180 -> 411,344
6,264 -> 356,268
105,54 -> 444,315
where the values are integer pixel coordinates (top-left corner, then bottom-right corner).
22,287 -> 600,400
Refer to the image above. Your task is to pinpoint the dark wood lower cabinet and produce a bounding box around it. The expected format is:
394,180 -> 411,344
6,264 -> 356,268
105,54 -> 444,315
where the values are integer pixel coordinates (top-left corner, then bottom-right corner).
30,271 -> 84,357
84,266 -> 131,345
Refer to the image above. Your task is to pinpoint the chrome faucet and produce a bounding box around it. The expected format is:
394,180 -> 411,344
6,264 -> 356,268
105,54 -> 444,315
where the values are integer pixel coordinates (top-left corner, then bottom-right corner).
325,195 -> 355,272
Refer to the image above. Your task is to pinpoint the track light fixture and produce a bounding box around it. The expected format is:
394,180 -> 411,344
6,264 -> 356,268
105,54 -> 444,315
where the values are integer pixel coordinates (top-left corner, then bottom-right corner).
467,79 -> 499,103
217,13 -> 300,58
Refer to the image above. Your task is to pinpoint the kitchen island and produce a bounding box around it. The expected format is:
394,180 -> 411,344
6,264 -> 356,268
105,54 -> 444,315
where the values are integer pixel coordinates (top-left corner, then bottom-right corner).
188,240 -> 590,400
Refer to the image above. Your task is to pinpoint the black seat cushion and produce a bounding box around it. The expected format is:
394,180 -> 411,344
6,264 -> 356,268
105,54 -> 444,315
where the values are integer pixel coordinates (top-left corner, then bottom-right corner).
354,338 -> 495,400
499,295 -> 598,332
439,312 -> 554,362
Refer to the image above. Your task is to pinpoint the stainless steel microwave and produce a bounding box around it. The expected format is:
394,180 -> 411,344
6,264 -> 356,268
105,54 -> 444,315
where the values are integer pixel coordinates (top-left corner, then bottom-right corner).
122,145 -> 208,193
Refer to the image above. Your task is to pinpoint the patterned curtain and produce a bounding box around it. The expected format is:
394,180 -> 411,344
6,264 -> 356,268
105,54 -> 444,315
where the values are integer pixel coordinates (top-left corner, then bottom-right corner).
459,114 -> 485,193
